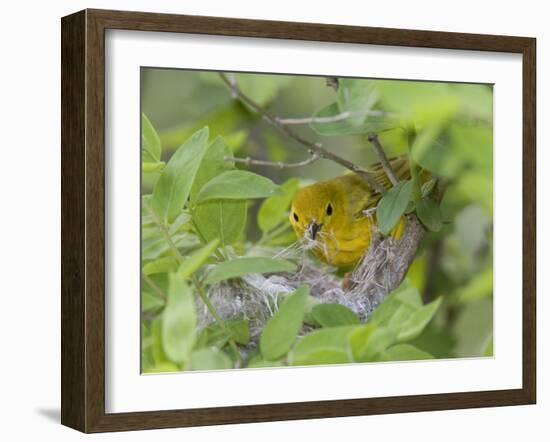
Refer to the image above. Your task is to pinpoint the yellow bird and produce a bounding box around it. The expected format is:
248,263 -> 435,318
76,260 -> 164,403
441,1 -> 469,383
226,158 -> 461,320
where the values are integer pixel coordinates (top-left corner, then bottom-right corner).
289,156 -> 412,268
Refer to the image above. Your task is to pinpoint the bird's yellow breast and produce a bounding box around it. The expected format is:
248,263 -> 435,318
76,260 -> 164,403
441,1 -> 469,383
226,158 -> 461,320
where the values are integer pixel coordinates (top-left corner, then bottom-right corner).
313,216 -> 375,268
289,158 -> 411,268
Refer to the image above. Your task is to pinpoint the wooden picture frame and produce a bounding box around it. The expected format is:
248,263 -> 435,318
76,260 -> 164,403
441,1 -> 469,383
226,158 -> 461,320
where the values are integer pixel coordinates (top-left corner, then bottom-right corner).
61,8 -> 536,433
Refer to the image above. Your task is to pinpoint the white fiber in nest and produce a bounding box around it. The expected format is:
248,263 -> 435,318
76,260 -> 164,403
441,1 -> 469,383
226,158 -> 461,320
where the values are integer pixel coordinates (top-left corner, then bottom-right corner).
197,216 -> 425,343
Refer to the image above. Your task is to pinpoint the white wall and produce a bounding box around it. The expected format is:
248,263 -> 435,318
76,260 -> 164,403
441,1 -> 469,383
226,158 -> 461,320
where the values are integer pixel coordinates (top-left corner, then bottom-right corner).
0,0 -> 546,440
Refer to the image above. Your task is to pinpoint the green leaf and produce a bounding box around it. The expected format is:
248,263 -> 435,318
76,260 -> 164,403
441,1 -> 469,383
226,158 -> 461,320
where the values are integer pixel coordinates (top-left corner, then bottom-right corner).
410,124 -> 463,178
368,285 -> 422,326
204,257 -> 297,285
142,291 -> 164,312
141,230 -> 200,262
290,325 -> 356,366
453,298 -> 493,357
266,231 -> 298,246
291,348 -> 350,366
397,297 -> 443,342
189,137 -> 248,247
152,127 -> 209,225
235,73 -> 293,107
410,123 -> 443,164
151,318 -> 170,366
159,98 -> 247,151
448,124 -> 493,171
224,130 -> 248,152
190,136 -> 235,202
143,361 -> 180,374
407,324 -> 456,359
260,285 -> 309,361
258,178 -> 300,233
142,257 -> 180,276
178,239 -> 220,279
142,161 -> 165,173
189,348 -> 233,370
311,303 -> 360,328
199,319 -> 250,348
142,113 -> 161,163
373,80 -> 460,126
247,358 -> 284,368
196,170 -> 281,203
227,319 -> 250,345
349,325 -> 397,362
168,212 -> 192,236
454,204 -> 492,255
376,344 -> 434,362
483,337 -> 494,357
161,274 -> 197,364
337,78 -> 379,126
455,173 -> 493,212
193,200 -> 247,247
310,102 -> 398,136
416,198 -> 443,232
452,83 -> 493,123
455,268 -> 493,304
376,180 -> 414,235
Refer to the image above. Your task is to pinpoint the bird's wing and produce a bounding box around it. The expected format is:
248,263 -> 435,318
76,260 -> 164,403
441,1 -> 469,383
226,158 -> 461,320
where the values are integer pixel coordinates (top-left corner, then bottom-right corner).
356,155 -> 412,214
369,155 -> 411,189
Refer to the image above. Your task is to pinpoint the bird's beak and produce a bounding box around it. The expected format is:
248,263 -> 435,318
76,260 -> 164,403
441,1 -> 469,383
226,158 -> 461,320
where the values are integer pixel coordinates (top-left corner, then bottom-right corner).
306,221 -> 322,240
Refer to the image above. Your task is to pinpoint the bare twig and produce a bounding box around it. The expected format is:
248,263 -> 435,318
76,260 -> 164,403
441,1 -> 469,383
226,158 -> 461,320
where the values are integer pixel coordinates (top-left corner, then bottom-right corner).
225,153 -> 319,169
367,132 -> 399,186
226,73 -> 238,98
147,204 -> 184,260
218,72 -> 386,195
275,110 -> 389,125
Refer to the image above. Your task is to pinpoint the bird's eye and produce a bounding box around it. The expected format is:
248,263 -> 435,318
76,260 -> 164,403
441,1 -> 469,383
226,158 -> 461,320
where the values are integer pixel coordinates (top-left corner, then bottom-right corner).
326,203 -> 333,216
293,212 -> 299,222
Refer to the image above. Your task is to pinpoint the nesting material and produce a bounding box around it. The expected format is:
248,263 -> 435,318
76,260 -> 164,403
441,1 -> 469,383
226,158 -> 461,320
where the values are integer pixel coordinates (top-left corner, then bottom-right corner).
197,215 -> 425,343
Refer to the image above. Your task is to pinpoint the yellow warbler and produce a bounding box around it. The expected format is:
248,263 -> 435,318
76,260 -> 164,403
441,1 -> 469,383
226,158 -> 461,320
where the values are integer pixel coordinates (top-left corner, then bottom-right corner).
289,156 -> 414,268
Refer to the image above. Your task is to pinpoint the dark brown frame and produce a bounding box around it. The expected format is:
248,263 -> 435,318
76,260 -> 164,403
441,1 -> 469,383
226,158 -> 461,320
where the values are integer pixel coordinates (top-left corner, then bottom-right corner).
61,8 -> 536,433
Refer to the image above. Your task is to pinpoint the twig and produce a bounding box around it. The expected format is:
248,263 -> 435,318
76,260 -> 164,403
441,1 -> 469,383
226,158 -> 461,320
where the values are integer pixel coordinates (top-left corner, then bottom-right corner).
225,153 -> 319,169
226,73 -> 238,98
218,72 -> 386,195
148,205 -> 184,260
275,110 -> 389,125
367,132 -> 399,186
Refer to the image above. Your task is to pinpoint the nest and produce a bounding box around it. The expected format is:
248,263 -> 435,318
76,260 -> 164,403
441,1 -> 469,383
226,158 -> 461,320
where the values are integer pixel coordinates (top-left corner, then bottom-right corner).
197,215 -> 425,345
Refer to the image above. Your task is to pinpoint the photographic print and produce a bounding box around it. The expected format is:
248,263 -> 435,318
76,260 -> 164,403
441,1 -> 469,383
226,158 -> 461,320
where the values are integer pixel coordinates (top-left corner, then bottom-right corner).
140,69 -> 493,373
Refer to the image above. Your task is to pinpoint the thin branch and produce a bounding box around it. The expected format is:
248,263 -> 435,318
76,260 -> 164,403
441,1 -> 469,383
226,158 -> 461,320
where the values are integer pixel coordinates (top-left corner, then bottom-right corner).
225,153 -> 319,169
367,132 -> 399,186
275,110 -> 389,126
226,73 -> 238,98
148,205 -> 184,260
218,72 -> 386,195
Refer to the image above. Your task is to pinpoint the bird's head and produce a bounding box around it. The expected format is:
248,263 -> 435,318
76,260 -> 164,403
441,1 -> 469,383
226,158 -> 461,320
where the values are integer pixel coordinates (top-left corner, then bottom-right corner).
289,181 -> 342,247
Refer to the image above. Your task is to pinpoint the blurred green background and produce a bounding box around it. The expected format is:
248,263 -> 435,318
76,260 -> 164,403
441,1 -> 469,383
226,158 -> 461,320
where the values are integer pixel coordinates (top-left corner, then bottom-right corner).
141,68 -> 493,370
